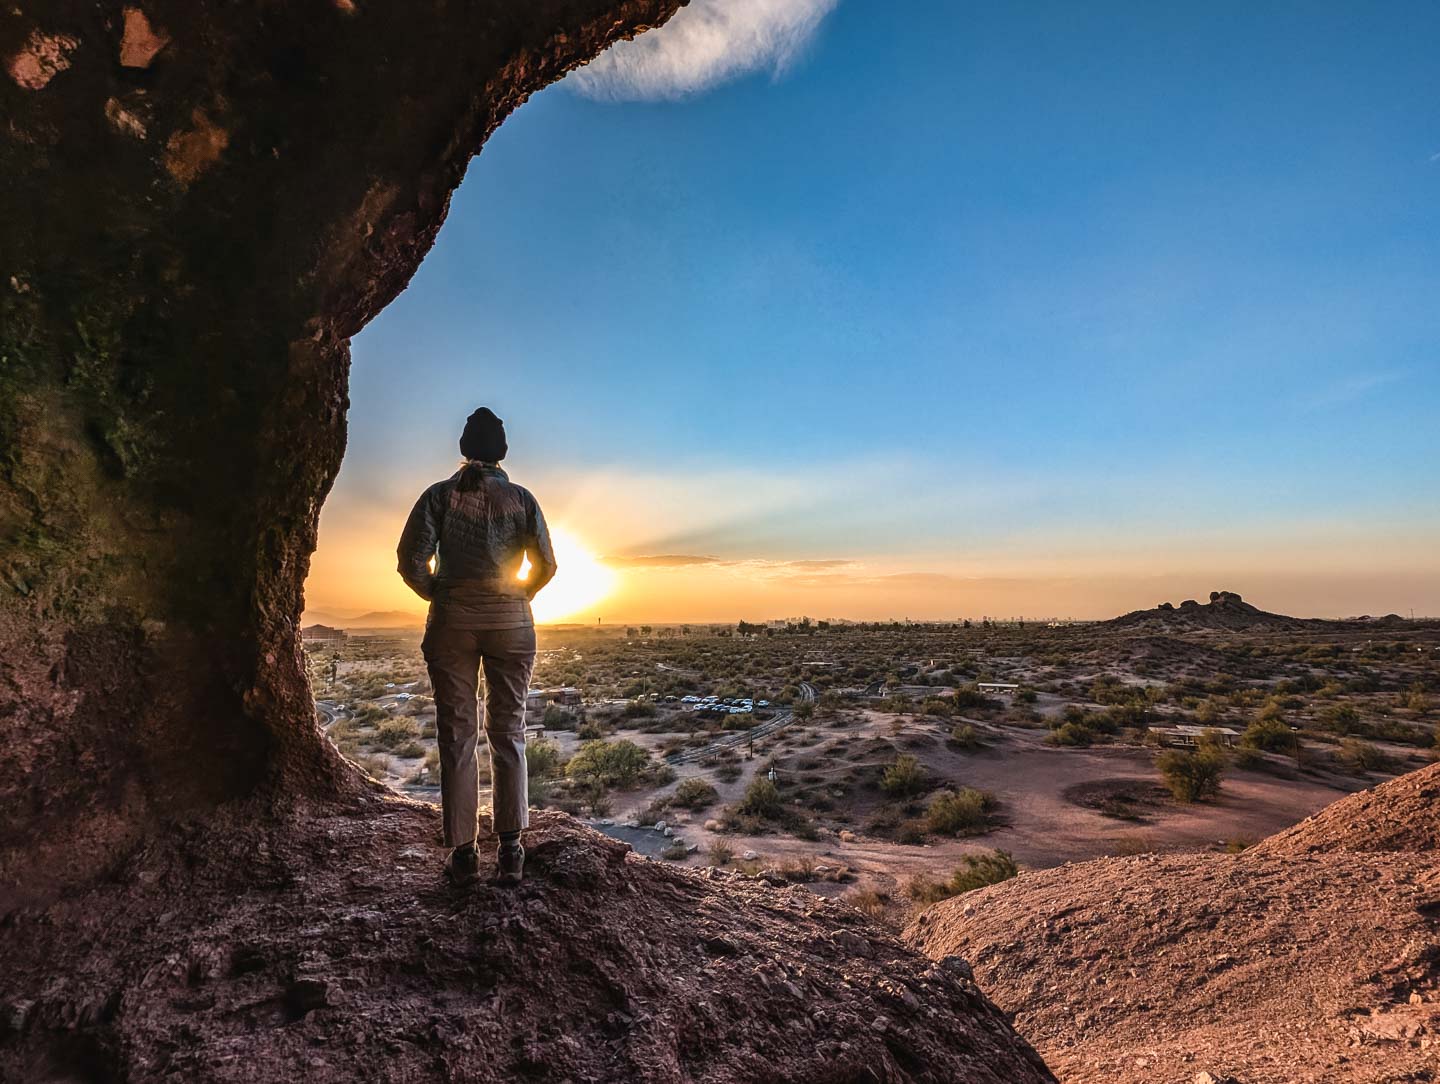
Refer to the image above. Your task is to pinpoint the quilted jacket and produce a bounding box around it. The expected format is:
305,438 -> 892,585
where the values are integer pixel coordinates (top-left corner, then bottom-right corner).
397,464 -> 557,630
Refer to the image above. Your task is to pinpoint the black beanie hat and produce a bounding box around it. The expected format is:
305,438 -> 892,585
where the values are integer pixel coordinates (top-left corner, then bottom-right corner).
459,407 -> 507,462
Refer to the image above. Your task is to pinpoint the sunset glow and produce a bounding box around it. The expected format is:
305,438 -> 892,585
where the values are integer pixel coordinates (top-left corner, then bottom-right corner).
523,526 -> 617,624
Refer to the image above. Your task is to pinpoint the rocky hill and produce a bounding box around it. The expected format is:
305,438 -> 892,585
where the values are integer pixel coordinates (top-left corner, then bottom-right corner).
903,763 -> 1440,1083
1108,591 -> 1309,632
0,800 -> 1054,1083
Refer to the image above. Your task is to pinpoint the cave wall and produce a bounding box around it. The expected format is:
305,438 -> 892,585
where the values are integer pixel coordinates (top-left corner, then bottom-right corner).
0,0 -> 681,906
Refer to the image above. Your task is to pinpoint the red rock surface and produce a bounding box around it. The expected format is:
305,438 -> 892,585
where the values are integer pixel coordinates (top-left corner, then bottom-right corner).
904,763 -> 1440,1083
1,801 -> 1055,1082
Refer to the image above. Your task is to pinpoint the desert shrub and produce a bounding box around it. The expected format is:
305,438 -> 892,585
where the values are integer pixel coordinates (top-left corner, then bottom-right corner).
542,704 -> 576,730
671,777 -> 720,810
565,739 -> 651,788
907,850 -> 1018,904
950,685 -> 994,711
526,739 -> 564,780
1241,717 -> 1299,754
327,716 -> 364,741
660,839 -> 690,861
844,886 -> 892,921
372,718 -> 420,750
707,840 -> 734,866
393,740 -> 426,759
793,701 -> 815,721
920,697 -> 954,718
1337,738 -> 1390,775
1157,749 -> 1224,802
1318,704 -> 1362,735
737,777 -> 783,818
925,787 -> 995,836
1047,721 -> 1094,747
1231,745 -> 1264,770
714,759 -> 743,784
576,721 -> 606,740
949,723 -> 982,750
879,754 -> 928,797
352,752 -> 391,779
894,819 -> 928,845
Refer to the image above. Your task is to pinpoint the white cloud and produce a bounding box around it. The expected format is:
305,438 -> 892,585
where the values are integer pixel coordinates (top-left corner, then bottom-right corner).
567,0 -> 838,101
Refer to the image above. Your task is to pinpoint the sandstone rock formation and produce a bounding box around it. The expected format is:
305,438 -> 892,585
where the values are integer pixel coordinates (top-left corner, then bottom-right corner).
1109,590 -> 1307,632
1,3 -> 1056,1079
904,762 -> 1440,1084
2,0 -> 685,903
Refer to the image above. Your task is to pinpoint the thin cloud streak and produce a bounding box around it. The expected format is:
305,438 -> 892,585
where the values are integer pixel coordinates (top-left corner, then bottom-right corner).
603,554 -> 721,568
566,0 -> 837,101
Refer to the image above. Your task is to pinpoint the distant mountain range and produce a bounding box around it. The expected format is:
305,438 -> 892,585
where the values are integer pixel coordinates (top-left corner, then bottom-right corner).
302,609 -> 424,630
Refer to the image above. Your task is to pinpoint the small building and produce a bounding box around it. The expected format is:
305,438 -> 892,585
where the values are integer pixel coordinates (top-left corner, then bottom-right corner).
301,624 -> 347,644
1148,725 -> 1240,748
526,686 -> 582,712
977,682 -> 1020,696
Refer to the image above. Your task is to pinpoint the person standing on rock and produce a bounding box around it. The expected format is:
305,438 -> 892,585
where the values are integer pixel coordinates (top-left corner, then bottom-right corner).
397,407 -> 557,886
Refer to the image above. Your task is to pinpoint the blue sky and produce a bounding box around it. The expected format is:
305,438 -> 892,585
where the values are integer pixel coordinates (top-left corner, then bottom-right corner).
307,0 -> 1440,621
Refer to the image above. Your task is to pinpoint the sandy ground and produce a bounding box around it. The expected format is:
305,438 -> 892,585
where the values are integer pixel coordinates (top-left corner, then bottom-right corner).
585,708 -> 1386,898
361,697 -> 1394,906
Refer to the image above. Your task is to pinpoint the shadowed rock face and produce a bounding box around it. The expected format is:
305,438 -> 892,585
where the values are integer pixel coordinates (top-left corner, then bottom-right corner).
0,809 -> 1057,1082
0,0 -> 680,904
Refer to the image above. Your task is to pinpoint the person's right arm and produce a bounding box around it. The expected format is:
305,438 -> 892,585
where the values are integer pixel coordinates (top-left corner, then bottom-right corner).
396,487 -> 441,601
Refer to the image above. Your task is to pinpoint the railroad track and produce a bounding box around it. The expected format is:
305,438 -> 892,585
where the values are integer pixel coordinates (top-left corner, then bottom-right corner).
665,683 -> 815,765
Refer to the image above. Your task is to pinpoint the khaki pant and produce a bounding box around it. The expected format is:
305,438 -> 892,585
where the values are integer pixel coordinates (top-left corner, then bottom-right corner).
421,624 -> 535,846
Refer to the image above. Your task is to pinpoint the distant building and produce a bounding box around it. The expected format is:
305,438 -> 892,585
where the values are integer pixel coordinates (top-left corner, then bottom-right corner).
526,686 -> 582,712
1148,725 -> 1240,748
301,624 -> 347,644
977,682 -> 1020,696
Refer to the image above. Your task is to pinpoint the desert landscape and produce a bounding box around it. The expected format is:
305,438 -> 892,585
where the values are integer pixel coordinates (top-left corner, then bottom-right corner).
5,0 -> 1437,1080
286,594 -> 1440,1080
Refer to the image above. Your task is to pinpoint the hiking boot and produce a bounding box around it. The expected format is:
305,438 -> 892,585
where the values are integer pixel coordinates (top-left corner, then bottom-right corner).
445,843 -> 480,886
496,841 -> 525,886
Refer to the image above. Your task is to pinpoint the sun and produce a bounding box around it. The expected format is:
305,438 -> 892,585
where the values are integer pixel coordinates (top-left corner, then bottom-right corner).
519,525 -> 617,623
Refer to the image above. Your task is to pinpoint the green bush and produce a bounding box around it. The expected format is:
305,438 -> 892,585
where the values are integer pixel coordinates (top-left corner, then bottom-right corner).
925,787 -> 995,836
542,703 -> 576,729
907,850 -> 1018,904
1337,738 -> 1390,774
671,777 -> 719,810
1157,749 -> 1224,802
1046,721 -> 1094,747
565,739 -> 651,788
526,739 -> 565,780
1241,717 -> 1298,754
879,754 -> 927,797
738,777 -> 783,818
372,718 -> 420,750
949,723 -> 982,750
1318,704 -> 1361,735
951,685 -> 994,711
